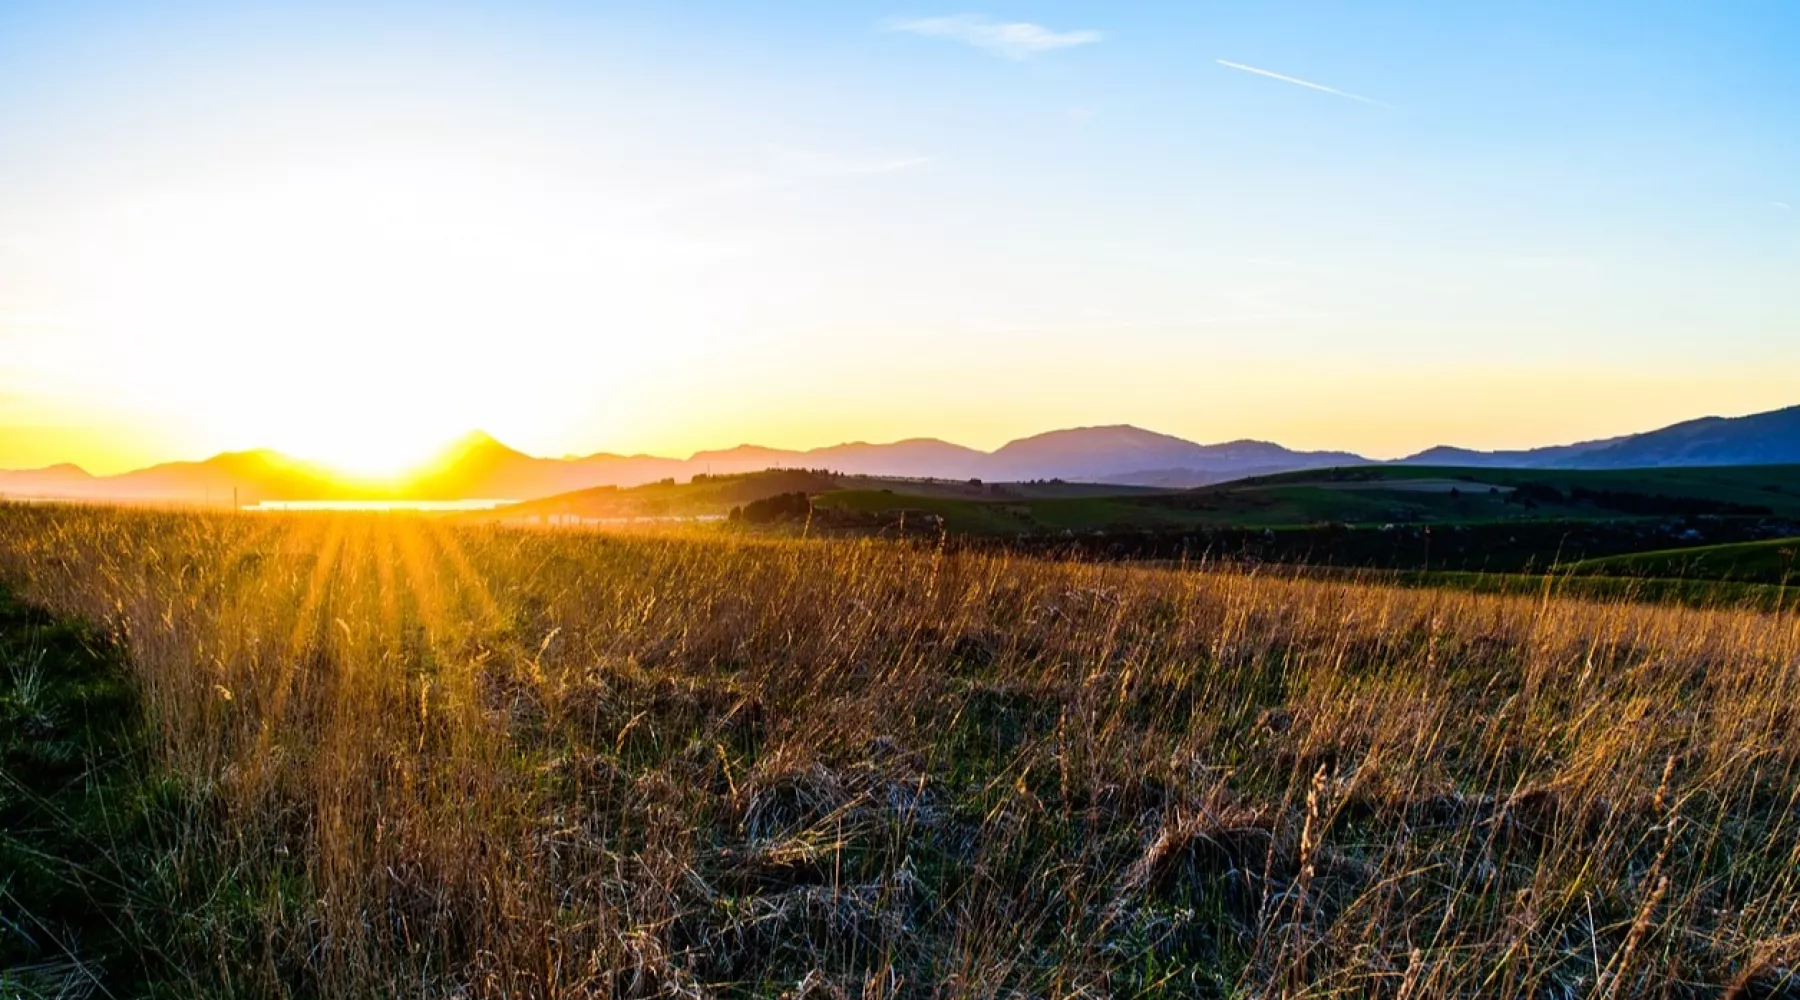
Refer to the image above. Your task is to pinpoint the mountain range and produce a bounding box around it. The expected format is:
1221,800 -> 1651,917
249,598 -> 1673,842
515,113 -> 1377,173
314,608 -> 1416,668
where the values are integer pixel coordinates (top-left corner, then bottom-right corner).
1401,405 -> 1800,470
2,403 -> 1795,504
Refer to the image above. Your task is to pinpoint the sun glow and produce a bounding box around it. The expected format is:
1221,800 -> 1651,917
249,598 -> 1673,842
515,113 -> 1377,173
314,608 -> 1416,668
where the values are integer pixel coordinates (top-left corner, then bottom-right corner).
276,420 -> 465,483
34,153 -> 708,476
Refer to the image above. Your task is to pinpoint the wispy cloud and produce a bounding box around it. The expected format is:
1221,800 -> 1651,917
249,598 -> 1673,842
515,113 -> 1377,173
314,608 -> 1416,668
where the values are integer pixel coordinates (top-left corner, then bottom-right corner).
884,15 -> 1103,60
1215,59 -> 1392,109
1775,201 -> 1792,211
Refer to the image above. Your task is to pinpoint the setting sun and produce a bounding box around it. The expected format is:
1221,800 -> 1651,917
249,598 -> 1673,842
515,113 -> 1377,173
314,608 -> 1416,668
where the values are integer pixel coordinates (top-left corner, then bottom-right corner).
19,153 -> 708,475
267,416 -> 463,482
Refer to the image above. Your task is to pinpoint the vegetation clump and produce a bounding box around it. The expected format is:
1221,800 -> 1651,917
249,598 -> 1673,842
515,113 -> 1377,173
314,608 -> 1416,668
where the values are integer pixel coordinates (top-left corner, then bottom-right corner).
0,585 -> 260,997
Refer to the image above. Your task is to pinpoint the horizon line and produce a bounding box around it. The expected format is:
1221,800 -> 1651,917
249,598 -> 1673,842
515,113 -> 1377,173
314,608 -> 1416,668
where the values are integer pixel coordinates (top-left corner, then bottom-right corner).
5,402 -> 1793,478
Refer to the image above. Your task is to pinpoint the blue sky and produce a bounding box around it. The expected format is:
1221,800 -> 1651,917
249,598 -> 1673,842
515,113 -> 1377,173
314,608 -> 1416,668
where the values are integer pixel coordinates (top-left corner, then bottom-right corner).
0,1 -> 1794,471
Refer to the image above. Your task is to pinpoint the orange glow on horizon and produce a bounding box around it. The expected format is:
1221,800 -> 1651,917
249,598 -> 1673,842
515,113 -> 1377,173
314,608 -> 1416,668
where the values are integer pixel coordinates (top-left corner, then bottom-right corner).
5,363 -> 1799,478
271,424 -> 469,484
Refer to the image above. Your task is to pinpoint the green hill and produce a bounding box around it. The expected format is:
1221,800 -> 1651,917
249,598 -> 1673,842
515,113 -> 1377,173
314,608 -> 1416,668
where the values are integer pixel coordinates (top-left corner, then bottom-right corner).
816,464 -> 1800,537
1567,538 -> 1800,585
471,469 -> 1170,525
477,463 -> 1800,589
1220,464 -> 1800,518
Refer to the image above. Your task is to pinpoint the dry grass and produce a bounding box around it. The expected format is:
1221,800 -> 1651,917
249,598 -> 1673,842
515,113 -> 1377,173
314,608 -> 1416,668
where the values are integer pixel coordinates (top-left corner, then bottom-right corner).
1,504 -> 1797,998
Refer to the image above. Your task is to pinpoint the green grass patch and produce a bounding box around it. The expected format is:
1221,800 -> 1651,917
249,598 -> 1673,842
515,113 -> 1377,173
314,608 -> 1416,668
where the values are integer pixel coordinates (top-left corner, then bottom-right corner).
817,464 -> 1800,540
1346,568 -> 1799,611
813,490 -> 1033,535
1566,537 -> 1800,586
1228,463 -> 1800,518
0,587 -> 269,998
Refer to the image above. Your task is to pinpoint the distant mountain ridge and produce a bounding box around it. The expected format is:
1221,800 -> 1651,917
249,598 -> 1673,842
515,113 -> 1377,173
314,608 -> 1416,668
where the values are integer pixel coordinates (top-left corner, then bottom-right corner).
3,403 -> 1796,503
1399,437 -> 1627,469
0,425 -> 1360,502
982,426 -> 1363,483
1398,404 -> 1800,470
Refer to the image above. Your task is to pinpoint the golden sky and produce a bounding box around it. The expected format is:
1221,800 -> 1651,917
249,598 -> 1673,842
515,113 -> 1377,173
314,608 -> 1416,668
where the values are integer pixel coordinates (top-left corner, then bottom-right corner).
2,3 -> 1795,476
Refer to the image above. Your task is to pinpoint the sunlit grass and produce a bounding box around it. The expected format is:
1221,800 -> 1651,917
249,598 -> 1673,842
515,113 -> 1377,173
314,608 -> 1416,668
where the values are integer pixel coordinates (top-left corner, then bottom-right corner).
1,503 -> 1797,997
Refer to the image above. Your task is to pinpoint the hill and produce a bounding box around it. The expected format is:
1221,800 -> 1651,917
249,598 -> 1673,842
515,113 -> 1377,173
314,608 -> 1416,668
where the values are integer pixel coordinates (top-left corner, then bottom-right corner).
28,451 -> 351,504
0,463 -> 96,496
1401,438 -> 1625,468
1566,405 -> 1800,467
759,464 -> 1800,578
471,469 -> 1169,526
396,432 -> 675,500
697,438 -> 988,480
981,425 -> 1364,483
1567,537 -> 1800,585
1227,464 -> 1800,519
1403,404 -> 1800,469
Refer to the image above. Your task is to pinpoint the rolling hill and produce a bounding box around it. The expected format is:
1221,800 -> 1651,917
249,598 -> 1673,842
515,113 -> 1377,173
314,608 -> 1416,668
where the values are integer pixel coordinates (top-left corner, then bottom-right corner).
486,463 -> 1800,546
470,469 -> 1169,526
0,463 -> 97,496
1229,464 -> 1800,519
1568,537 -> 1800,585
0,451 -> 350,504
810,466 -> 1800,537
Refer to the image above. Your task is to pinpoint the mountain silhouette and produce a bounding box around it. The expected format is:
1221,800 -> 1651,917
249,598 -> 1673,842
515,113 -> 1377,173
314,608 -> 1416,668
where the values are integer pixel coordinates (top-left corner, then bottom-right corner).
4,402 -> 1797,503
982,426 -> 1363,483
1554,405 -> 1800,467
4,450 -> 346,503
1402,405 -> 1800,469
0,463 -> 97,496
1398,438 -> 1626,468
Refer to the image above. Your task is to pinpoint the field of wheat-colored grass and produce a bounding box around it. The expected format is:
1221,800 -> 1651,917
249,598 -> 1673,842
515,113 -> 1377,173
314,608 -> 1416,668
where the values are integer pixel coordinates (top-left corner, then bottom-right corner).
1,504 -> 1797,998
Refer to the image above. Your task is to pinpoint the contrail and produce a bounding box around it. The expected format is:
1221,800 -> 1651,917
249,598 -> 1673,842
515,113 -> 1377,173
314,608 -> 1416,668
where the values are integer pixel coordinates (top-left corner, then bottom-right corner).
1216,59 -> 1393,109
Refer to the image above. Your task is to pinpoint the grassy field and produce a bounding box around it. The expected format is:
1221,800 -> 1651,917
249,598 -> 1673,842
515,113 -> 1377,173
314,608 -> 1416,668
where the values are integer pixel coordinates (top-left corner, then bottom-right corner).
1568,538 -> 1800,586
1329,567 -> 1800,613
478,472 -> 1168,525
2,504 -> 1799,997
814,484 -> 1503,535
814,490 -> 1229,535
1229,465 -> 1800,519
804,465 -> 1800,541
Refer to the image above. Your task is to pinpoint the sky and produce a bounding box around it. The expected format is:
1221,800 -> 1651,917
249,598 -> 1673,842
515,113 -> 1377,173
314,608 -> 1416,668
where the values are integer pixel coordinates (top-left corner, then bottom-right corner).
0,0 -> 1795,474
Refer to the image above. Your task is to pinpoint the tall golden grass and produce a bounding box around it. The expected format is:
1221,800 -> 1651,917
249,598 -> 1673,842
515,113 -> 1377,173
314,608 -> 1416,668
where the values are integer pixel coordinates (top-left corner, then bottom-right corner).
1,504 -> 1796,998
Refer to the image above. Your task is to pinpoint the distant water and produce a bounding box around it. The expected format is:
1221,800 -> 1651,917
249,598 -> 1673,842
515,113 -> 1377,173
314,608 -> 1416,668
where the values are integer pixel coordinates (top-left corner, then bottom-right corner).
246,499 -> 513,512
